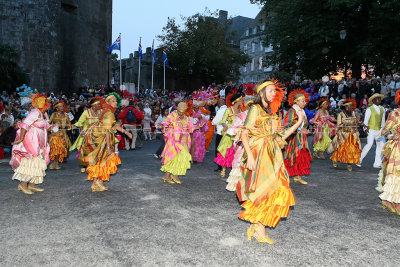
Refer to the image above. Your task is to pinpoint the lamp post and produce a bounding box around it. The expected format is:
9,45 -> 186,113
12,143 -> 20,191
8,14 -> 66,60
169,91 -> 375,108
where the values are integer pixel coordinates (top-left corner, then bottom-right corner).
340,29 -> 347,80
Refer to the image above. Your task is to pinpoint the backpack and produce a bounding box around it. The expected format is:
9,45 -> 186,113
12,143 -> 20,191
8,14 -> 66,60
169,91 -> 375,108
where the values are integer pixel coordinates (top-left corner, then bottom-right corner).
126,107 -> 136,123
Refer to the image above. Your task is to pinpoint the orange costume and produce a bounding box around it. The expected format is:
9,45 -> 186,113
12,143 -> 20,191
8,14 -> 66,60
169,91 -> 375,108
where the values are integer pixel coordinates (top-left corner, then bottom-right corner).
49,101 -> 72,163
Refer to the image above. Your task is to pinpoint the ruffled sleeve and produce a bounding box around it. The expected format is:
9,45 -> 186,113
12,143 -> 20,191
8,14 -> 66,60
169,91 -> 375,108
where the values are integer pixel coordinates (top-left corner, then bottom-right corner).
19,109 -> 40,131
75,110 -> 88,127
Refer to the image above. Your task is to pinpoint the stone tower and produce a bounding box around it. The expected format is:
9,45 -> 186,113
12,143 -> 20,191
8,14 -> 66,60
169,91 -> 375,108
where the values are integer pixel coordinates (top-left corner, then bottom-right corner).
0,0 -> 112,93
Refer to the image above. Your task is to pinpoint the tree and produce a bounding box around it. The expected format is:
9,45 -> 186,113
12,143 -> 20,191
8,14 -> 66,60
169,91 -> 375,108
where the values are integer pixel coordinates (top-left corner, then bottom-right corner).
158,11 -> 250,90
250,0 -> 400,79
0,44 -> 29,93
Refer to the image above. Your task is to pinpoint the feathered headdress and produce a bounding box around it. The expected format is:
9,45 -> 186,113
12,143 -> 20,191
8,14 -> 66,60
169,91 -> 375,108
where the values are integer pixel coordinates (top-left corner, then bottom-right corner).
288,88 -> 310,107
341,98 -> 357,111
105,92 -> 121,108
53,100 -> 67,112
255,79 -> 286,113
243,83 -> 256,96
185,99 -> 193,116
395,90 -> 400,107
317,98 -> 330,109
89,96 -> 105,107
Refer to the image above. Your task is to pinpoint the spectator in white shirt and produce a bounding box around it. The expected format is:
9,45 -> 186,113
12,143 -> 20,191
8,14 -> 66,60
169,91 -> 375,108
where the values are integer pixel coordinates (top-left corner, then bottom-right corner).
211,99 -> 227,171
319,82 -> 330,97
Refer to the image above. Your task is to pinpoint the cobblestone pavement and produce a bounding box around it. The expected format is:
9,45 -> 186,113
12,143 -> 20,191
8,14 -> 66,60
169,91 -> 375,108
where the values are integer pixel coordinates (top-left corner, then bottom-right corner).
0,137 -> 399,266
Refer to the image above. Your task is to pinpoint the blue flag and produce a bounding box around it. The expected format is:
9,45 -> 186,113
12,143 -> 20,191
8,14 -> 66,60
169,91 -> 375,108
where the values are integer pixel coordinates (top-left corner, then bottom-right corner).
138,38 -> 143,60
107,35 -> 120,53
151,40 -> 158,62
162,47 -> 169,68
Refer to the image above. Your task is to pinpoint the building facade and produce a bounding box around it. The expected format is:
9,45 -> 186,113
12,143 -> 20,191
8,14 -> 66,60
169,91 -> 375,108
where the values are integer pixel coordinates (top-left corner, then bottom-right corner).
0,0 -> 112,93
239,9 -> 273,84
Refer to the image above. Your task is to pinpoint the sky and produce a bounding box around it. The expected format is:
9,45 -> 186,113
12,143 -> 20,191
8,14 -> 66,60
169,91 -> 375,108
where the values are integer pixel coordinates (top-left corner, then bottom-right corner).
112,0 -> 261,59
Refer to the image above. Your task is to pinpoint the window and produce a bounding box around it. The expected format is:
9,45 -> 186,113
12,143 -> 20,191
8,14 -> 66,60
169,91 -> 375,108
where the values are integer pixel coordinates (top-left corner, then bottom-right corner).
258,56 -> 263,70
243,65 -> 247,72
251,58 -> 255,71
260,24 -> 265,31
259,41 -> 263,51
246,29 -> 249,36
243,43 -> 248,54
251,42 -> 255,53
253,27 -> 257,34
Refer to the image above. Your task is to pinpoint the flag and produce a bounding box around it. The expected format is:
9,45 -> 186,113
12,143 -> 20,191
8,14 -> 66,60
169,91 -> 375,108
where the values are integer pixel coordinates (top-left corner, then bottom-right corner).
107,34 -> 121,53
162,47 -> 169,68
138,38 -> 143,60
151,40 -> 158,62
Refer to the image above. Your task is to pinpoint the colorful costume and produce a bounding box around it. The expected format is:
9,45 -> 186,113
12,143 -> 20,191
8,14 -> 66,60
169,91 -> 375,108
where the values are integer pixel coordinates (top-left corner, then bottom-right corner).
214,107 -> 239,168
237,104 -> 295,228
377,108 -> 400,204
190,110 -> 209,163
283,105 -> 312,177
226,110 -> 247,191
328,110 -> 362,165
10,93 -> 51,185
310,103 -> 336,153
80,106 -> 121,181
161,111 -> 194,175
49,112 -> 71,163
69,108 -> 99,151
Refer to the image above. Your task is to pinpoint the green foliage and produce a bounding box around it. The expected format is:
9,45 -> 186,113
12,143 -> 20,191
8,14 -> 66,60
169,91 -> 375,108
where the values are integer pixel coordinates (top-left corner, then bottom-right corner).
250,0 -> 400,79
158,11 -> 250,90
0,44 -> 29,93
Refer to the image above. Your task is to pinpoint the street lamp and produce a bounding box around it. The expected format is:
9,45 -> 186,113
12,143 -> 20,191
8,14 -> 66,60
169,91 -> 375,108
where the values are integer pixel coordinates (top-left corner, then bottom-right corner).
339,29 -> 347,40
340,29 -> 347,79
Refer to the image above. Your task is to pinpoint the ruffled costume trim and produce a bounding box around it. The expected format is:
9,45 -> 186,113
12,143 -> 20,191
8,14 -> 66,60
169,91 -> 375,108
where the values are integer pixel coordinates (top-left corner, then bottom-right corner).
330,134 -> 361,164
226,167 -> 242,191
50,135 -> 68,162
12,156 -> 47,184
284,147 -> 311,177
379,174 -> 400,203
86,154 -> 121,181
313,126 -> 332,152
238,181 -> 295,228
214,146 -> 234,167
161,145 -> 192,176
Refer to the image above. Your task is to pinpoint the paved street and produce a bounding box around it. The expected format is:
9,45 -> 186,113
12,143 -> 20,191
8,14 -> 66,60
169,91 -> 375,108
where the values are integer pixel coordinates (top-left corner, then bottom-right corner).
0,137 -> 399,266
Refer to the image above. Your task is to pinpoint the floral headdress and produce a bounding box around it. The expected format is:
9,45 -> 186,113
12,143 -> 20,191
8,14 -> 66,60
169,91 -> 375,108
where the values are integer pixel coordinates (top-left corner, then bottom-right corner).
288,88 -> 310,107
32,93 -> 51,112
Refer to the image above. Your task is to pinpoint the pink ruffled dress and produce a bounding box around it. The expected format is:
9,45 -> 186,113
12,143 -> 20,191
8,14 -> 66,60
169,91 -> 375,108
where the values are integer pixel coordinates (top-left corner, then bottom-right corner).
10,108 -> 51,184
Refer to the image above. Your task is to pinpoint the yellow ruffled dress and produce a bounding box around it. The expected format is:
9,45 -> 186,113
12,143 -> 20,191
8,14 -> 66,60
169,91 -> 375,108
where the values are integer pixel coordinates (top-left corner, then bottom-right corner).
49,112 -> 72,162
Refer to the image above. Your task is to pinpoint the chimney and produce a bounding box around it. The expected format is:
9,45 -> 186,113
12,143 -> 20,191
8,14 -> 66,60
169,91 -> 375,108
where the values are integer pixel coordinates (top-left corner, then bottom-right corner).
219,10 -> 228,25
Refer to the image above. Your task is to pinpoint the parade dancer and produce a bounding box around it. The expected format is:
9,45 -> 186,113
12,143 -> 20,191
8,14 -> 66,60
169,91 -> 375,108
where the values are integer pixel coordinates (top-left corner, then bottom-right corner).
214,94 -> 243,178
377,90 -> 400,215
70,96 -> 102,172
357,93 -> 386,168
10,93 -> 54,194
160,102 -> 195,184
201,106 -> 214,152
48,100 -> 72,170
226,94 -> 255,191
327,99 -> 362,171
310,98 -> 336,159
237,79 -> 304,244
283,89 -> 312,185
190,103 -> 209,163
80,93 -> 132,192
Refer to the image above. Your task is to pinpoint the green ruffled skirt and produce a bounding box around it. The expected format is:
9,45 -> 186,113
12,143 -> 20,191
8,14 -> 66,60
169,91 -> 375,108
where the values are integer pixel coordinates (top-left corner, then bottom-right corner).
161,145 -> 192,176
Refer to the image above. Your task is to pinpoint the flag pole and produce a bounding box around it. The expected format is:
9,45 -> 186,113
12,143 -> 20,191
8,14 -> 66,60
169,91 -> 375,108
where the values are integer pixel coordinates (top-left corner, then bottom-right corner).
163,60 -> 166,95
151,40 -> 154,90
119,33 -> 122,91
138,37 -> 141,95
